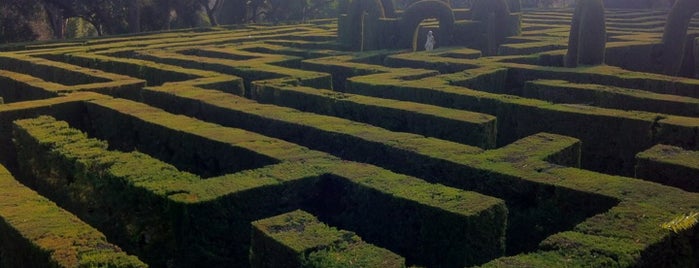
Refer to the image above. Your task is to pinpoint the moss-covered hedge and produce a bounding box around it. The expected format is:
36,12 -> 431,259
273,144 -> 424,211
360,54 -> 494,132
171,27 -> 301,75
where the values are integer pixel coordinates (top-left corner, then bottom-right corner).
313,165 -> 507,267
52,52 -> 206,86
523,79 -> 699,117
0,54 -> 110,86
250,210 -> 405,268
636,144 -> 699,192
134,46 -> 331,94
11,114 -> 327,267
0,70 -> 60,103
134,83 -> 626,260
250,81 -> 497,148
0,53 -> 145,99
13,115 -> 199,266
139,84 -> 489,176
342,62 -> 698,176
0,164 -> 146,268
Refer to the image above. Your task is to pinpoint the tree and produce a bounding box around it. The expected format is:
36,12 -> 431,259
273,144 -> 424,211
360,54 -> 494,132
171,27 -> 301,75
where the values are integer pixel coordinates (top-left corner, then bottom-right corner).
199,0 -> 225,26
0,0 -> 43,43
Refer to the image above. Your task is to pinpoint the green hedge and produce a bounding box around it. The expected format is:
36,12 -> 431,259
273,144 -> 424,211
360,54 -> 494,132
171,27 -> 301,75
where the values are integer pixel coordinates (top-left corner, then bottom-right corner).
139,84 -> 488,176
314,163 -> 507,267
636,144 -> 699,192
13,115 -> 199,266
0,164 -> 146,268
344,63 -> 699,175
0,54 -> 110,86
82,99 -> 280,178
0,92 -> 106,175
135,84 -> 625,260
0,70 -> 61,103
250,210 -> 405,268
78,97 -> 516,266
135,47 -> 331,94
523,79 -> 699,117
11,114 -> 327,267
54,53 -> 205,86
250,82 -> 497,148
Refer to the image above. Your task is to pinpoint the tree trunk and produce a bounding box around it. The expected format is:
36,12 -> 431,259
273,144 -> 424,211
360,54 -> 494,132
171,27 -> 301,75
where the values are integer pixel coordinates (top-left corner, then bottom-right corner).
45,3 -> 65,39
202,0 -> 226,26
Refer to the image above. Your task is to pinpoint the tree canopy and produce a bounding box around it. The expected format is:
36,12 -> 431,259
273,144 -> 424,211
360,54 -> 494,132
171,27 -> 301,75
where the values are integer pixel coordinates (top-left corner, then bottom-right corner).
0,0 -> 340,43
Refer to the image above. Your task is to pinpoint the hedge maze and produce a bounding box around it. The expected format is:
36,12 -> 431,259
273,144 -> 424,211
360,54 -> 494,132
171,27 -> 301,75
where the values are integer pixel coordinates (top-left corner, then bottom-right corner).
1,5 -> 699,268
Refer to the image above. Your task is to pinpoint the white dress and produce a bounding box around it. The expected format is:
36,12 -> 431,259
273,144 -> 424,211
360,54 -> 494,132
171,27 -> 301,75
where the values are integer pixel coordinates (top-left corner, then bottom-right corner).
425,31 -> 435,51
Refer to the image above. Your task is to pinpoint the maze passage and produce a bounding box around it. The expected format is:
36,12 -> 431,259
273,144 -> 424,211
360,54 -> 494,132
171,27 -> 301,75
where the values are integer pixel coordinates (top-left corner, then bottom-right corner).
0,5 -> 699,268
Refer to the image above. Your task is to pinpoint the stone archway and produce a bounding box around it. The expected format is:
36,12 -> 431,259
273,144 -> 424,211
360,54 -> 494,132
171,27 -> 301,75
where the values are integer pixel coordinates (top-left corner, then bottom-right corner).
660,0 -> 699,75
399,0 -> 455,51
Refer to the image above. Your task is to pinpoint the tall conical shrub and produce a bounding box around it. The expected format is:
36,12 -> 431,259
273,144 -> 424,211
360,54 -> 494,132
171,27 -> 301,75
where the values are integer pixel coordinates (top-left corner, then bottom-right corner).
565,0 -> 606,67
660,0 -> 699,75
471,0 -> 513,55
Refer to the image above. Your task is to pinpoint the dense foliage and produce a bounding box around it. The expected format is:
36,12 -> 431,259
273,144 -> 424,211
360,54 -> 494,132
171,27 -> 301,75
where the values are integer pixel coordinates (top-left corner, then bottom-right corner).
0,0 -> 340,43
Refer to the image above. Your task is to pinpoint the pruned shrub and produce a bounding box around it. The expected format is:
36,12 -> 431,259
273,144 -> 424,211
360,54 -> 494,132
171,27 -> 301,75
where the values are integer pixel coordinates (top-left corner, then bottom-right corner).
660,0 -> 699,75
565,0 -> 606,67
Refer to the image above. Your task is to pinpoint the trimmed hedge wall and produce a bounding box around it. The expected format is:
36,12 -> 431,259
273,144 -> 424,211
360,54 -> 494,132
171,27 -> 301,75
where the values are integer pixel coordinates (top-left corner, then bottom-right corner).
0,70 -> 60,103
250,82 -> 497,148
134,47 -> 331,94
310,167 -> 507,267
135,84 -> 620,258
80,98 -> 281,178
53,53 -> 206,86
0,164 -> 146,268
635,144 -> 699,192
523,79 -> 699,117
13,115 -> 198,266
0,54 -> 111,86
250,210 -> 405,268
11,114 -> 327,267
